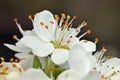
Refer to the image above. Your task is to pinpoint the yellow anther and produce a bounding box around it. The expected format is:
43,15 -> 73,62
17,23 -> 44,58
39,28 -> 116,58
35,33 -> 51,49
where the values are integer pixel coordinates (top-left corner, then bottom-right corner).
0,57 -> 5,63
101,47 -> 107,53
82,21 -> 87,26
112,71 -> 117,76
67,15 -> 70,20
61,13 -> 66,19
95,38 -> 99,43
55,14 -> 60,21
2,68 -> 8,75
13,35 -> 17,40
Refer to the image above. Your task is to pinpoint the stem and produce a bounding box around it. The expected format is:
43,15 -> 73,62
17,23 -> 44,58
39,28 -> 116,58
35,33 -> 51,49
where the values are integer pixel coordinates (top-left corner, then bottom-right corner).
33,55 -> 42,69
45,57 -> 49,76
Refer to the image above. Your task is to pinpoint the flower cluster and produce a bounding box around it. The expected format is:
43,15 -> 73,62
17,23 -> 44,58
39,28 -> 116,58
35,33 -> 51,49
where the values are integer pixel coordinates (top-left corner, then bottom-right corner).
1,10 -> 120,80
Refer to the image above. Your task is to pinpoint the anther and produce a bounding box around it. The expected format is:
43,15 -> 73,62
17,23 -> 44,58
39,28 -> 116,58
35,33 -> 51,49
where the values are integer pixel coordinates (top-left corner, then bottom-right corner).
13,18 -> 18,22
78,30 -> 91,39
55,14 -> 60,21
101,47 -> 107,53
50,66 -> 55,72
40,22 -> 44,26
95,37 -> 99,43
28,15 -> 32,19
15,59 -> 19,63
45,26 -> 48,29
10,58 -> 14,62
12,63 -> 17,68
82,21 -> 87,26
61,13 -> 66,19
0,57 -> 5,63
73,16 -> 77,19
67,39 -> 70,44
75,29 -> 79,32
13,35 -> 19,41
50,21 -> 54,24
87,30 -> 91,34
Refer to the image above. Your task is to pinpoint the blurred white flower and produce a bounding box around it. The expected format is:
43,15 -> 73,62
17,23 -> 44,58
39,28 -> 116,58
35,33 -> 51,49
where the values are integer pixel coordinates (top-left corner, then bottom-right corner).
0,62 -> 23,80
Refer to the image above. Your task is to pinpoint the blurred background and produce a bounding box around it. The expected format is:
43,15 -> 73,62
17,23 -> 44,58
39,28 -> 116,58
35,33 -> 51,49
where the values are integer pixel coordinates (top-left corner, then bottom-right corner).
0,0 -> 120,61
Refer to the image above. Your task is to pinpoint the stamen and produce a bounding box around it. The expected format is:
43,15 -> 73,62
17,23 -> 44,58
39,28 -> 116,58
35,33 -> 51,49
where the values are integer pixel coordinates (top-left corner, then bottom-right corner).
50,66 -> 55,72
13,18 -> 25,35
87,29 -> 91,34
13,18 -> 18,22
55,14 -> 60,21
101,47 -> 107,53
77,21 -> 87,29
13,35 -> 19,41
67,39 -> 70,44
61,13 -> 66,19
50,21 -> 54,24
12,63 -> 17,68
0,72 -> 5,75
95,37 -> 99,43
15,59 -> 19,63
65,15 -> 70,25
0,57 -> 5,63
10,58 -> 14,62
40,22 -> 44,26
78,30 -> 91,39
28,15 -> 33,22
45,25 -> 48,29
68,16 -> 76,26
0,64 -> 3,68
19,68 -> 22,72
28,15 -> 32,19
59,13 -> 66,27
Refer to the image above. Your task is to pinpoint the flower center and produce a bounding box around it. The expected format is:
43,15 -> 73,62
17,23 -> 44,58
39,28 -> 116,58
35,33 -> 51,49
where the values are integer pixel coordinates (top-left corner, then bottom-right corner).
51,40 -> 69,50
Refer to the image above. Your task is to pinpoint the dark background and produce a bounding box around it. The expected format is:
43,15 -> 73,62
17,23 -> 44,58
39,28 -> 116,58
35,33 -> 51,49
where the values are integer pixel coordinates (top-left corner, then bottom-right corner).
0,0 -> 120,61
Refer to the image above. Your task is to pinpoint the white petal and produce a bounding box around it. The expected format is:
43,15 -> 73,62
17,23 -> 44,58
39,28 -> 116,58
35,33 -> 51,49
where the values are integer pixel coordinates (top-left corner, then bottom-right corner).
15,53 -> 31,59
86,53 -> 96,66
57,70 -> 82,80
33,10 -> 56,41
69,44 -> 92,78
51,49 -> 69,65
68,37 -> 79,48
21,36 -> 54,57
22,30 -> 36,36
6,72 -> 20,80
4,43 -> 31,53
15,53 -> 34,70
111,73 -> 120,80
80,40 -> 96,52
20,68 -> 51,80
69,44 -> 86,57
83,71 -> 101,80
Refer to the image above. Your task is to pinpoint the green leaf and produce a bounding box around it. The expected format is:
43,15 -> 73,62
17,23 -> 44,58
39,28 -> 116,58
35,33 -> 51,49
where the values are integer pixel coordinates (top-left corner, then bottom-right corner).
33,55 -> 42,69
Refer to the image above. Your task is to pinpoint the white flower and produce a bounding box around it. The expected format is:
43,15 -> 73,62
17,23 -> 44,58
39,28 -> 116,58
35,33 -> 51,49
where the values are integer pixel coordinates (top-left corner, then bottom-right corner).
93,58 -> 120,80
57,44 -> 99,80
20,68 -> 51,80
0,62 -> 24,80
21,10 -> 92,65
